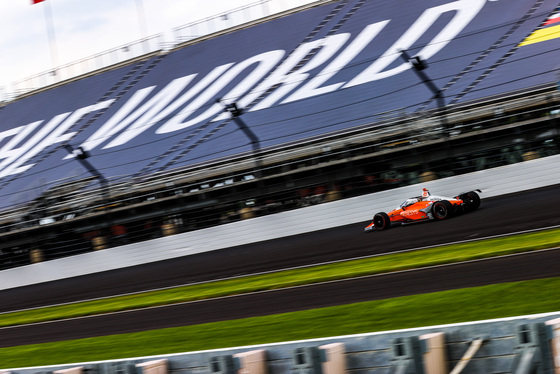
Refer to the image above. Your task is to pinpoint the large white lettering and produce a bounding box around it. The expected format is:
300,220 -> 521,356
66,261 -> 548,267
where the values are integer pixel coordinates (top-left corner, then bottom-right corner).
284,21 -> 389,103
0,0 -> 489,181
0,114 -> 69,178
238,34 -> 350,112
345,0 -> 485,87
1,101 -> 113,178
102,74 -> 200,149
0,122 -> 42,172
157,50 -> 284,134
69,87 -> 156,155
255,34 -> 350,110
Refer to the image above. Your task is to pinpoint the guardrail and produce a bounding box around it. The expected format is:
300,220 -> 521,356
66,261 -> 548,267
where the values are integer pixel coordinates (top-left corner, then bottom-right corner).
4,312 -> 560,374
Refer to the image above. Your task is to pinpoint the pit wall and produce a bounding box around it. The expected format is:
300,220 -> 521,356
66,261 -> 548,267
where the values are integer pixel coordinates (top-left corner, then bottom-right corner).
3,311 -> 560,374
1,154 -> 559,291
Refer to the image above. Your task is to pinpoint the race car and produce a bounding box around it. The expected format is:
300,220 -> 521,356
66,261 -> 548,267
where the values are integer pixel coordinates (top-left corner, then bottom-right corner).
365,188 -> 481,231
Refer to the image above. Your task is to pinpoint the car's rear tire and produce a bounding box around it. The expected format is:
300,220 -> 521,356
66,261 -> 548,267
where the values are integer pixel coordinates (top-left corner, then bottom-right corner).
465,191 -> 481,211
373,212 -> 391,230
432,200 -> 453,220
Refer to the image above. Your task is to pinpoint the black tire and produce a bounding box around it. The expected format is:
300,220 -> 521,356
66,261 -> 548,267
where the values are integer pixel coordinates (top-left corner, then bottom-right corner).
432,200 -> 453,220
373,212 -> 391,230
464,191 -> 481,211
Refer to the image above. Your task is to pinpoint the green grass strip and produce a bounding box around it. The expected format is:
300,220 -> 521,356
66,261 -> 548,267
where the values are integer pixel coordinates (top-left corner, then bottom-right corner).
2,228 -> 559,328
1,277 -> 559,368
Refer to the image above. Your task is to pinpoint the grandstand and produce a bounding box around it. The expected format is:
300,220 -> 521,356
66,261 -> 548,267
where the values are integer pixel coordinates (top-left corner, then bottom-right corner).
0,0 -> 559,269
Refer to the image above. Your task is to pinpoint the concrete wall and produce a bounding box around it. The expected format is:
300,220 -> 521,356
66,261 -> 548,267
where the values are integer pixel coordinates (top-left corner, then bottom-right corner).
4,311 -> 560,374
1,154 -> 559,291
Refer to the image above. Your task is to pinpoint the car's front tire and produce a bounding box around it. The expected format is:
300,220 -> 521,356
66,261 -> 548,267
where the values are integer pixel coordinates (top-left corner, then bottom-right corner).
373,212 -> 391,230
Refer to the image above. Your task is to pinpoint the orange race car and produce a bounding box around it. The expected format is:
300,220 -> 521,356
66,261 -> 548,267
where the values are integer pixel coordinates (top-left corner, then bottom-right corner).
365,188 -> 481,231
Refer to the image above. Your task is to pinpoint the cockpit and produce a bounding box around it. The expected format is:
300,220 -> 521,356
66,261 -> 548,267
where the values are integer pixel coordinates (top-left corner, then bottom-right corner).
400,197 -> 420,208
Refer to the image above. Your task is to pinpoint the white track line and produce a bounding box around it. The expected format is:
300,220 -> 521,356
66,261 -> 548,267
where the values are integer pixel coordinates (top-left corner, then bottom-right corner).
1,246 -> 558,330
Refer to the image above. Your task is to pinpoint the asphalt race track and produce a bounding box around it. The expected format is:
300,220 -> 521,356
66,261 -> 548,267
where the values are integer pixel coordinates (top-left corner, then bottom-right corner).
0,185 -> 559,347
3,185 -> 560,311
0,249 -> 559,348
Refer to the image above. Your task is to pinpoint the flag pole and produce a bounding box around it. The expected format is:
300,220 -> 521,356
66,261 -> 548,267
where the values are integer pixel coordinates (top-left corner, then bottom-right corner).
42,0 -> 60,75
135,0 -> 148,37
135,0 -> 149,52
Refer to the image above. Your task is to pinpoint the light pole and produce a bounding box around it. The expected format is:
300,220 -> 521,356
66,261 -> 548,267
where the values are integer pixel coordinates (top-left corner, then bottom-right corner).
63,145 -> 109,204
400,50 -> 449,137
218,100 -> 263,179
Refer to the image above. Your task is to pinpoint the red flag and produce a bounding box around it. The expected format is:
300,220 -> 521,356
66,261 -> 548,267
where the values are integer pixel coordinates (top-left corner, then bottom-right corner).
32,0 -> 45,4
544,13 -> 560,26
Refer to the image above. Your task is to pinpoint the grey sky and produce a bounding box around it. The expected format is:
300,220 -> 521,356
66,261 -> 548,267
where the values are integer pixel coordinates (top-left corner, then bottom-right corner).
0,0 -> 315,94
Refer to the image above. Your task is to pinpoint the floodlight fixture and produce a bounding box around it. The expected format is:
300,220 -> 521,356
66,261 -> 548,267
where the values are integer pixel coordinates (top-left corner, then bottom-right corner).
63,144 -> 109,203
410,56 -> 427,71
